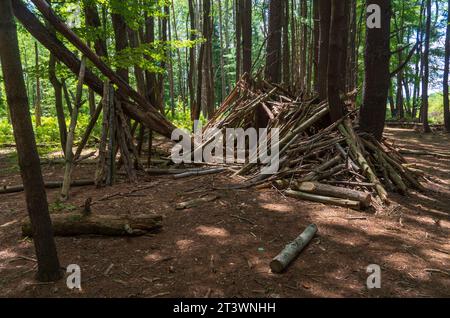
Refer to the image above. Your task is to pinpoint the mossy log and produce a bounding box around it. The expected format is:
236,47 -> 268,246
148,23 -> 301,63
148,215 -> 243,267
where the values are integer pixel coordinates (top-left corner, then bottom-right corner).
22,213 -> 162,237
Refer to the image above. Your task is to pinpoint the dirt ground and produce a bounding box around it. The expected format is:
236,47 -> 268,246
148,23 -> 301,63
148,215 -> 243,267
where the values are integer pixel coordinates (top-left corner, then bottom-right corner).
0,128 -> 448,298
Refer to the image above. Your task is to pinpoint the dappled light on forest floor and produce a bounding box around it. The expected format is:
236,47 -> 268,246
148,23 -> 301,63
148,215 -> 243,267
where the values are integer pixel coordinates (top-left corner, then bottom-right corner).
0,128 -> 448,297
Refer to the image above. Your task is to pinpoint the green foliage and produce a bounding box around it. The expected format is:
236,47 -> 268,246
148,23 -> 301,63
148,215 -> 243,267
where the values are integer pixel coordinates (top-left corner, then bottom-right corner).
49,201 -> 77,214
429,93 -> 445,124
0,114 -> 102,149
166,99 -> 206,131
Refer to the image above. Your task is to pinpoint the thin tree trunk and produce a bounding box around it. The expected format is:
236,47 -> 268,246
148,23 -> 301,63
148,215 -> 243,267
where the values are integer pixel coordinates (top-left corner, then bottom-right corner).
265,0 -> 283,83
34,42 -> 42,127
49,54 -> 67,154
241,0 -> 252,76
235,0 -> 242,82
167,6 -> 176,117
282,0 -> 290,86
188,0 -> 197,120
444,0 -> 450,132
300,0 -> 308,91
218,0 -> 227,100
60,57 -> 86,201
317,0 -> 331,100
0,0 -> 61,282
421,0 -> 432,133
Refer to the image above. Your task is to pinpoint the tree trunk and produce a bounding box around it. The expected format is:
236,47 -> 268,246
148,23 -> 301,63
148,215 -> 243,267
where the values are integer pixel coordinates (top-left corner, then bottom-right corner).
327,0 -> 348,122
241,0 -> 252,75
60,57 -> 86,201
444,0 -> 450,132
299,0 -> 308,92
48,54 -> 67,154
282,0 -> 290,86
421,0 -> 432,133
360,0 -> 391,141
235,0 -> 242,82
0,0 -> 61,282
317,0 -> 331,100
83,0 -> 108,58
265,0 -> 283,83
144,8 -> 161,112
188,0 -> 197,120
204,0 -> 215,118
111,13 -> 129,84
218,0 -> 227,100
34,42 -> 42,127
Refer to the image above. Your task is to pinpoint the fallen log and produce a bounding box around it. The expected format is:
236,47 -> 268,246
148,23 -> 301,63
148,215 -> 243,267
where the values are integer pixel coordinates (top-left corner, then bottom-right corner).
270,224 -> 318,273
285,190 -> 362,210
296,182 -> 372,209
0,180 -> 95,195
22,213 -> 162,237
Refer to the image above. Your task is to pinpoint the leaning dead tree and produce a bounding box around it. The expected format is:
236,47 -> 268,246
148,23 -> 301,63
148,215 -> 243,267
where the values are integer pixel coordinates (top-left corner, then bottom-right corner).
95,80 -> 141,187
60,57 -> 86,201
12,0 -> 177,139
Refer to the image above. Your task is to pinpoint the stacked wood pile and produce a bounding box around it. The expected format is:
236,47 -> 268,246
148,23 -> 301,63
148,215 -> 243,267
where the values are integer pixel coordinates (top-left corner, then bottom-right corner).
203,78 -> 425,210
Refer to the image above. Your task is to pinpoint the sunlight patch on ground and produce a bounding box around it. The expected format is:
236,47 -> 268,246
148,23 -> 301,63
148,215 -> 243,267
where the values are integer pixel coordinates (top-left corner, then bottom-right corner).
144,252 -> 164,262
0,249 -> 18,261
176,239 -> 195,251
260,203 -> 293,213
195,225 -> 230,238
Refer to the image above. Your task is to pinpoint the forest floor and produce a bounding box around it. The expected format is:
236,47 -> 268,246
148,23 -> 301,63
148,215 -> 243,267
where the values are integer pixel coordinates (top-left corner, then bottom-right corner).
0,127 -> 449,298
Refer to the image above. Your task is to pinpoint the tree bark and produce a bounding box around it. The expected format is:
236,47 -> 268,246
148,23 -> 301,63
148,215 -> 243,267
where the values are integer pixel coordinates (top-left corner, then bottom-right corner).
270,224 -> 318,273
235,0 -> 242,82
60,57 -> 86,201
360,0 -> 391,141
111,13 -> 129,84
421,0 -> 432,133
0,0 -> 62,282
296,182 -> 372,209
188,0 -> 197,120
23,213 -> 163,237
83,0 -> 108,58
327,0 -> 348,122
34,42 -> 42,127
317,0 -> 331,100
265,0 -> 283,83
444,0 -> 450,132
282,0 -> 290,86
241,0 -> 252,75
48,54 -> 67,154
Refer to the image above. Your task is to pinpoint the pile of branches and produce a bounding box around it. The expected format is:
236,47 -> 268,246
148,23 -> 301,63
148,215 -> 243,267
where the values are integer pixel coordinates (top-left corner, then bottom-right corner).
204,77 -> 425,210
